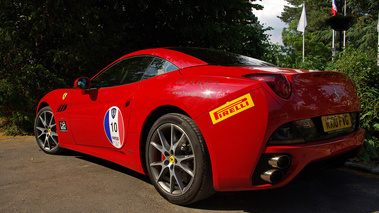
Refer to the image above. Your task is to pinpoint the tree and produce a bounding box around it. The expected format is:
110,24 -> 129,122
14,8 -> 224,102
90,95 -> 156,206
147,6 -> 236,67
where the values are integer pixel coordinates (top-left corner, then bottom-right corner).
0,0 -> 269,134
279,0 -> 379,50
282,20 -> 330,67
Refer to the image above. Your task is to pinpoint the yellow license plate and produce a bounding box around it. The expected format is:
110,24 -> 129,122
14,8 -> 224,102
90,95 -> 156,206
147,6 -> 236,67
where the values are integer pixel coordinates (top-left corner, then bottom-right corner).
321,113 -> 352,132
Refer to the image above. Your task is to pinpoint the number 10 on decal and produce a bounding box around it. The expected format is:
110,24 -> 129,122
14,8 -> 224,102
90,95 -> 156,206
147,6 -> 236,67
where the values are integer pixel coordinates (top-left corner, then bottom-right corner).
104,106 -> 125,148
110,122 -> 118,132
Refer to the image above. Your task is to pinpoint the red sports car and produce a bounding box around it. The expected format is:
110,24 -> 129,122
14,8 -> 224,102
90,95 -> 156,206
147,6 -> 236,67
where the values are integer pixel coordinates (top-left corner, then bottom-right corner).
34,47 -> 365,205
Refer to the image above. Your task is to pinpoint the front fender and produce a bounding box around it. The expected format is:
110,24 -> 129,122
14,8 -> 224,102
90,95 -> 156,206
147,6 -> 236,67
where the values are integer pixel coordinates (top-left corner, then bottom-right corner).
36,88 -> 78,146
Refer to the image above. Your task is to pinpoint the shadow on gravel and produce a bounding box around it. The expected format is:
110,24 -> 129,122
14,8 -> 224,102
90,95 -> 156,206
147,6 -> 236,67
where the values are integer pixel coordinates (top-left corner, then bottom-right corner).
55,149 -> 379,212
188,168 -> 379,213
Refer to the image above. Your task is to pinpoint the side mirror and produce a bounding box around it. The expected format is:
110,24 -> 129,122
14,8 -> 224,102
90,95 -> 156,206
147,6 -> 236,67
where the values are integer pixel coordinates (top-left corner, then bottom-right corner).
74,77 -> 91,89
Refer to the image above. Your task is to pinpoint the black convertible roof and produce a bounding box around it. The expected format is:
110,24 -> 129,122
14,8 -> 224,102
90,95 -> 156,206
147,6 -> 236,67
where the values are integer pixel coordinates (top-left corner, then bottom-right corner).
167,47 -> 274,67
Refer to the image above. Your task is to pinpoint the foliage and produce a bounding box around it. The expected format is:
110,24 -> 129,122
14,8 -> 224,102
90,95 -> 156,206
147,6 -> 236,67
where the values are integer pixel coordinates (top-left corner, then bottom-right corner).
279,0 -> 379,50
346,14 -> 379,51
281,20 -> 331,66
0,0 -> 269,134
262,43 -> 295,68
264,19 -> 330,71
360,136 -> 379,162
279,0 -> 331,33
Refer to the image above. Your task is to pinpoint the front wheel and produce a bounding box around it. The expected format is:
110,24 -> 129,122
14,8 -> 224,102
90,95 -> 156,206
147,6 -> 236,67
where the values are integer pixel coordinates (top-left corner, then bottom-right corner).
34,106 -> 62,154
145,113 -> 214,205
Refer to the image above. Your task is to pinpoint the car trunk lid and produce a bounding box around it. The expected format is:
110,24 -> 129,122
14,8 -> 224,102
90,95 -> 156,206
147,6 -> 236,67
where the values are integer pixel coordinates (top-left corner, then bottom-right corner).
283,71 -> 360,118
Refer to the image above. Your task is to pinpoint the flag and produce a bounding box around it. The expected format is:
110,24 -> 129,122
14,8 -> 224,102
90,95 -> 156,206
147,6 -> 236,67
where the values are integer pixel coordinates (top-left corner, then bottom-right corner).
297,3 -> 307,32
331,0 -> 337,16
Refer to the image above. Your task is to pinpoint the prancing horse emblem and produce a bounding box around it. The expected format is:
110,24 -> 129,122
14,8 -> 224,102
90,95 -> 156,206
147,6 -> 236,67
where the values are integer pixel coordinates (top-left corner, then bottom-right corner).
333,88 -> 340,101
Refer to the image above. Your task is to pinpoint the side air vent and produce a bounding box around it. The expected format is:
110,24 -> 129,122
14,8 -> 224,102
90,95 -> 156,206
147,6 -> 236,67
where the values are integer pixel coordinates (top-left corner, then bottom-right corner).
57,104 -> 67,112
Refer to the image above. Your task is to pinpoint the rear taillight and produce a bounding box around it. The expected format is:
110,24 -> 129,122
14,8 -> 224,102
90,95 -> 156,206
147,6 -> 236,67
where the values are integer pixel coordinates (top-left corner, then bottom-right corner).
244,74 -> 292,99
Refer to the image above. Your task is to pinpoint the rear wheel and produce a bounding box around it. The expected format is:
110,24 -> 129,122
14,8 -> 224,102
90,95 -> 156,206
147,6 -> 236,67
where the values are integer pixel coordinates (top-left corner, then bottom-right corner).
145,113 -> 214,205
34,106 -> 62,154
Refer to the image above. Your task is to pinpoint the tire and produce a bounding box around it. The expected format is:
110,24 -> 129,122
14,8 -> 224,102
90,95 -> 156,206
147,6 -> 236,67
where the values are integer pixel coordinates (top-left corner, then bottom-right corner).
145,113 -> 214,205
34,106 -> 62,154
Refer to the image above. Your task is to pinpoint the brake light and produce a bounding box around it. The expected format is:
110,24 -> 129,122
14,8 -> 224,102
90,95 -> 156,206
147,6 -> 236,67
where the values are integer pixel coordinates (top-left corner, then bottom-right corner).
244,74 -> 292,99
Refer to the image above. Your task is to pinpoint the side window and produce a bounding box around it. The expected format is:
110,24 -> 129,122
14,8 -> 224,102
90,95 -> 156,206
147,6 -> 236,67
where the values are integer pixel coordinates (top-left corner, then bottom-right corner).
91,56 -> 154,88
141,57 -> 178,80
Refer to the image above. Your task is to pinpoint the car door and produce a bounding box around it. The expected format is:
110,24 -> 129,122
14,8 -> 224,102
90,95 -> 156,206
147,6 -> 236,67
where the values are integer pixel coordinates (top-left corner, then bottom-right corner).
69,56 -> 154,148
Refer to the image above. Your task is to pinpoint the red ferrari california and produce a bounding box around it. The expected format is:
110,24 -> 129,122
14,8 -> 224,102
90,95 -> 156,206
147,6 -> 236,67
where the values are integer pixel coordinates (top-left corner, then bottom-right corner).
34,47 -> 365,205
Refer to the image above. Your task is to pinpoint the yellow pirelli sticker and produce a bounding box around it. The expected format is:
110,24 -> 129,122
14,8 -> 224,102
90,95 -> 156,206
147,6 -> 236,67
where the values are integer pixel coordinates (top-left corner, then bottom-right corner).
209,94 -> 254,124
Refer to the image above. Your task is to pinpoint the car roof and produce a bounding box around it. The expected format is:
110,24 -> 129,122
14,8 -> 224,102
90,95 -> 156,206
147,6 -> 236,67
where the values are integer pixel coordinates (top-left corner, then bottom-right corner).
122,48 -> 208,69
122,47 -> 275,69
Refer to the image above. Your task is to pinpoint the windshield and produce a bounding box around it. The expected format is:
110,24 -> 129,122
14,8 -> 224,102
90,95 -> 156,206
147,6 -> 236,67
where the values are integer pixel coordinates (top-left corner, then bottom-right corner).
167,47 -> 275,67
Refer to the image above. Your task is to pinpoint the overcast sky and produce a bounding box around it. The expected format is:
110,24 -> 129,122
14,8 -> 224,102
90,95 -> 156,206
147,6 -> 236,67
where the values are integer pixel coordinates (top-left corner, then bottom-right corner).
253,0 -> 291,45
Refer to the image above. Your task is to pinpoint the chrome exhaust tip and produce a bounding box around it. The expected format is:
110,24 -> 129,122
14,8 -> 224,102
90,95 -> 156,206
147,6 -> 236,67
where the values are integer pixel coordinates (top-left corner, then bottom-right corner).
268,155 -> 291,169
260,169 -> 283,183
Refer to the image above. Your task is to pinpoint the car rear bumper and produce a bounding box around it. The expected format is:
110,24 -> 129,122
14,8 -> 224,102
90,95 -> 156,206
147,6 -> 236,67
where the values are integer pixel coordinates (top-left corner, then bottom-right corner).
254,128 -> 365,189
216,128 -> 365,191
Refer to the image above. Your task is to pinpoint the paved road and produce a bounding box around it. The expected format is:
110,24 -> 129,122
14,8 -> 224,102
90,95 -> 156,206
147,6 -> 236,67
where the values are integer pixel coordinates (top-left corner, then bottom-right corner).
1,136 -> 379,213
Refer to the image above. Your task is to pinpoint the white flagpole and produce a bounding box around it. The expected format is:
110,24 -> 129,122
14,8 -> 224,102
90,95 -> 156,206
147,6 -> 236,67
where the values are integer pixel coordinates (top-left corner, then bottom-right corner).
331,0 -> 337,58
332,30 -> 335,51
297,2 -> 307,62
302,2 -> 305,62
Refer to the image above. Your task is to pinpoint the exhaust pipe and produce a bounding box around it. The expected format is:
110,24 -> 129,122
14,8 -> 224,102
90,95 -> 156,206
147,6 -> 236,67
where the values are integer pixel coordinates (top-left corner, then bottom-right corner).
260,169 -> 283,183
268,155 -> 291,169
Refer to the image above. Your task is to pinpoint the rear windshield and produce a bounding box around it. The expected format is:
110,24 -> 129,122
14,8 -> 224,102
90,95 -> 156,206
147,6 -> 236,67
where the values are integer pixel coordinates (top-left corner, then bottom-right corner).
167,47 -> 275,67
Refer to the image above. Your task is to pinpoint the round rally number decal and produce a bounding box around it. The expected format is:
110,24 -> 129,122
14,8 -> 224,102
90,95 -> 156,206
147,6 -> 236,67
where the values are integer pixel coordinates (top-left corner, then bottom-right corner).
104,106 -> 125,148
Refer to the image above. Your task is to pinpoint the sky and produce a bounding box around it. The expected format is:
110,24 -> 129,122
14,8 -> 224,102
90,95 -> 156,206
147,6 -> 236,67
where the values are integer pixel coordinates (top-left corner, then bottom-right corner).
253,0 -> 291,45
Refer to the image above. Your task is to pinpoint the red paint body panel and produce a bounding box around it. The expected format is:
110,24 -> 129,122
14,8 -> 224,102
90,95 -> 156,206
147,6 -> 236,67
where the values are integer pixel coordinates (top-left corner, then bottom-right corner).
36,48 -> 364,192
194,88 -> 269,191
